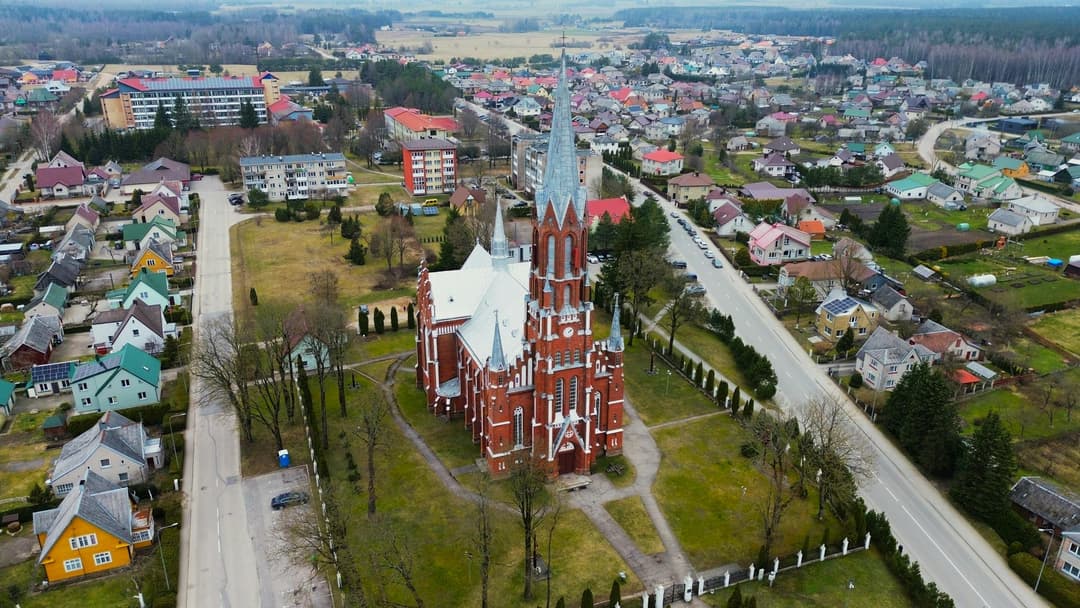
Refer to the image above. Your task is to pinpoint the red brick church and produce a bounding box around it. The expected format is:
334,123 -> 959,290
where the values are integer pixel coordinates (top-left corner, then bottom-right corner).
414,57 -> 625,478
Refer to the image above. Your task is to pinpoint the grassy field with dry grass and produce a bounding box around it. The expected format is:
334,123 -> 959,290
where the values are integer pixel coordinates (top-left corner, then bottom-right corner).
102,63 -> 359,85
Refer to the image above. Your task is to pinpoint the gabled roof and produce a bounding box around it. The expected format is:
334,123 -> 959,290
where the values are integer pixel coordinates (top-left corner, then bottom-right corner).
796,220 -> 825,236
28,281 -> 67,312
122,157 -> 190,186
856,326 -> 933,366
36,166 -> 85,189
134,193 -> 181,218
764,136 -> 799,152
748,222 -> 811,248
878,153 -> 904,171
71,344 -> 161,388
926,182 -> 960,199
72,204 -> 100,225
122,216 -> 178,242
1009,195 -> 1057,214
908,319 -> 971,354
712,201 -> 745,226
586,197 -> 631,223
94,300 -> 163,340
642,149 -> 683,163
1,315 -> 60,358
992,156 -> 1025,171
988,208 -> 1029,228
51,411 -> 146,483
871,284 -> 907,309
668,172 -> 715,187
29,361 -> 76,385
145,239 -> 173,265
782,259 -> 876,283
816,289 -> 874,317
116,269 -> 170,305
34,471 -> 133,563
1009,476 -> 1080,531
448,186 -> 485,210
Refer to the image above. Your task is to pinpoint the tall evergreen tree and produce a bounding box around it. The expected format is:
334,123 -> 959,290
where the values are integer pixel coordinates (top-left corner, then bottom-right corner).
153,102 -> 172,130
238,99 -> 259,129
580,588 -> 594,608
883,363 -> 961,477
172,95 -> 194,133
867,203 -> 910,259
952,412 -> 1016,521
609,579 -> 621,607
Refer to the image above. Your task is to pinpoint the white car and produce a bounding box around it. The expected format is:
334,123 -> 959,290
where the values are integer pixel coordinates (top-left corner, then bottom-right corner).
586,254 -> 599,264
704,250 -> 714,259
697,241 -> 708,250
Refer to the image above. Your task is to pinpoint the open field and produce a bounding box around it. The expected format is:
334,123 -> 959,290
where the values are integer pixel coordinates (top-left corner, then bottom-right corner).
959,372 -> 1080,442
102,63 -> 360,85
1017,430 -> 1080,491
325,375 -> 641,607
230,210 -> 419,315
703,548 -> 915,608
935,253 -> 1080,309
0,434 -> 51,502
1016,227 -> 1080,260
1031,308 -> 1080,356
653,414 -> 839,569
1012,336 -> 1071,374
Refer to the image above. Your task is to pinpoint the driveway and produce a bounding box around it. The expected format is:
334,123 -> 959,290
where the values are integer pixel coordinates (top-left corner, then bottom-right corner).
241,466 -> 332,608
51,330 -> 93,361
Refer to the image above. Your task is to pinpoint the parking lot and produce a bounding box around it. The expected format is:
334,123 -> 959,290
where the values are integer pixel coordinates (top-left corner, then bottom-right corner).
242,465 -> 333,608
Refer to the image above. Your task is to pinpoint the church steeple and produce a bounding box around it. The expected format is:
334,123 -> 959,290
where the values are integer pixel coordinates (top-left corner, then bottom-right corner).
534,51 -> 587,228
607,293 -> 624,352
489,311 -> 506,371
490,199 -> 509,261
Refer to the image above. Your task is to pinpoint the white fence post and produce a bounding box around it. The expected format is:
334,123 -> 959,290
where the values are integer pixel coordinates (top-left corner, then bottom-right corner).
697,576 -> 704,596
796,550 -> 803,568
749,563 -> 755,580
842,537 -> 849,556
723,571 -> 730,588
819,544 -> 826,561
864,532 -> 871,550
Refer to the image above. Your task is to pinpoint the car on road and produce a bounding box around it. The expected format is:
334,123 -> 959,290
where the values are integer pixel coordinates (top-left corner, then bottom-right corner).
271,491 -> 309,510
670,260 -> 688,269
670,211 -> 679,218
704,250 -> 714,259
685,284 -> 707,295
228,193 -> 244,205
712,258 -> 724,268
586,254 -> 599,264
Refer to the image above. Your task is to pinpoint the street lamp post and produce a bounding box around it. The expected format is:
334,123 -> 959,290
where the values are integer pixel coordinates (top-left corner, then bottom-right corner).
167,413 -> 185,473
665,369 -> 671,395
158,522 -> 180,591
1035,527 -> 1056,593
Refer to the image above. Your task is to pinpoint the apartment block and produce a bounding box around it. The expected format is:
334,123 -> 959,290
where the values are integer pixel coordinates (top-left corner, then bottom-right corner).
401,139 -> 457,196
102,73 -> 280,130
511,132 -> 599,197
240,152 -> 348,201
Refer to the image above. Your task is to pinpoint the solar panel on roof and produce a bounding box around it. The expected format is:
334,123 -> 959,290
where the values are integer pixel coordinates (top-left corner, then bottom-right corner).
423,207 -> 439,216
822,298 -> 855,315
31,362 -> 71,383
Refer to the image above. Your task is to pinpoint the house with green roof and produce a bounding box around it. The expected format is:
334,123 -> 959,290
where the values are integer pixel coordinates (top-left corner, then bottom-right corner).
992,156 -> 1029,178
1061,132 -> 1080,153
71,344 -> 161,414
106,268 -> 176,311
24,282 -> 67,322
121,216 -> 186,253
843,107 -> 870,120
884,172 -> 938,199
955,163 -> 1000,193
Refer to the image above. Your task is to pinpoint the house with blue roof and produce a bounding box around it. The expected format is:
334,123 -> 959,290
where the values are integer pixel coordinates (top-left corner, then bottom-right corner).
71,345 -> 161,414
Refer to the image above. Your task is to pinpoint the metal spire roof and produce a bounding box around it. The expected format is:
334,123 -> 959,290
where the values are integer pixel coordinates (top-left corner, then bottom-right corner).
535,51 -> 588,228
490,199 -> 509,260
608,293 -> 624,352
489,311 -> 506,371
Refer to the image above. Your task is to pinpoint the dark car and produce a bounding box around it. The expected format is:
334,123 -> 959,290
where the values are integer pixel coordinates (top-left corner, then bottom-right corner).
270,491 -> 309,510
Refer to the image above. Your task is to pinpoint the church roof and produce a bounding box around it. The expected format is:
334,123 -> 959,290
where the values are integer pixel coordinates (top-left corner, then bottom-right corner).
440,261 -> 530,368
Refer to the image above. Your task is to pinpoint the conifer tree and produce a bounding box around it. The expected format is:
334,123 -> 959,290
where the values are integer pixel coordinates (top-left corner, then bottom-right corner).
390,307 -> 399,331
952,412 -> 1016,521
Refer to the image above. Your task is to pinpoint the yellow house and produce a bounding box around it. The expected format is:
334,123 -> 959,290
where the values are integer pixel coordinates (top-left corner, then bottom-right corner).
32,471 -> 155,583
814,288 -> 879,342
130,239 -> 175,278
993,156 -> 1030,179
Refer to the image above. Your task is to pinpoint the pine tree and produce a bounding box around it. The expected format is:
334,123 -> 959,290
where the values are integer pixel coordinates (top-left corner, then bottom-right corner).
580,587 -> 594,608
358,309 -> 369,335
407,302 -> 415,329
705,369 -> 715,395
694,361 -> 704,386
327,204 -> 342,225
154,102 -> 172,130
835,329 -> 854,355
883,363 -> 961,477
374,308 -> 385,334
390,307 -> 399,331
742,398 -> 754,419
726,586 -> 743,608
249,287 -> 258,306
731,386 -> 741,414
717,381 -> 729,408
346,237 -> 367,265
172,95 -> 194,133
868,203 -> 910,259
238,99 -> 259,129
952,412 -> 1016,521
609,579 -> 621,607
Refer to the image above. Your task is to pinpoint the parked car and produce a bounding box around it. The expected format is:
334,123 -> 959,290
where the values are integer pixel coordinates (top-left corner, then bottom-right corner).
586,254 -> 599,264
271,491 -> 309,510
712,258 -> 724,268
704,250 -> 714,259
670,211 -> 679,218
685,284 -> 707,295
670,260 -> 688,269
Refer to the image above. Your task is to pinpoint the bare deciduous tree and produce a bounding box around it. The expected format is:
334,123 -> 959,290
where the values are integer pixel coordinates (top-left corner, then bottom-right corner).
510,456 -> 550,601
459,108 -> 481,139
353,388 -> 389,517
364,517 -> 425,608
753,414 -> 799,556
472,473 -> 495,608
29,110 -> 61,161
190,316 -> 255,442
803,396 -> 874,520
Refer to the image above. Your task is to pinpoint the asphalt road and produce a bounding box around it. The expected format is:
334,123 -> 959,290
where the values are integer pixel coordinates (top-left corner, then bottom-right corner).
623,177 -> 1047,608
178,177 -> 260,608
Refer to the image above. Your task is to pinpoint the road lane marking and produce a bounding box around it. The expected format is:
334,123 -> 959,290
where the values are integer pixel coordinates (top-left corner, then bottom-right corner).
900,503 -> 990,607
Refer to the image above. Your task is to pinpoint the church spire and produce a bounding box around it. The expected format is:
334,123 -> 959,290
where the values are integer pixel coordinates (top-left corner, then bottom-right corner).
607,293 -> 624,352
534,50 -> 587,227
489,311 -> 507,371
490,199 -> 509,260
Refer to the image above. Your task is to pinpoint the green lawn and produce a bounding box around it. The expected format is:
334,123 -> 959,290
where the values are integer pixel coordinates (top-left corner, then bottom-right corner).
394,370 -> 480,470
603,496 -> 665,555
324,375 -> 641,607
959,382 -> 1080,442
620,341 -> 718,427
935,254 -> 1080,309
1031,309 -> 1080,357
673,323 -> 749,390
351,329 -> 415,361
593,453 -> 636,488
703,549 -> 915,608
653,415 -> 838,569
904,201 -> 992,232
0,438 -> 51,501
1012,226 -> 1080,259
810,240 -> 834,255
12,407 -> 55,434
1012,337 -> 1070,373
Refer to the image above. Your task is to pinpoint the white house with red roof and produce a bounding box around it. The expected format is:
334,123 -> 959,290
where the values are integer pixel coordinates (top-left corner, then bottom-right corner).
712,201 -> 752,237
747,222 -> 811,266
36,166 -> 87,198
585,197 -> 631,228
65,204 -> 100,233
132,192 -> 183,225
641,149 -> 684,176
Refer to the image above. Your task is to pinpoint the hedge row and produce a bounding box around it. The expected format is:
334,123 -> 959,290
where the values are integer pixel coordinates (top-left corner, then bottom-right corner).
66,402 -> 173,436
0,499 -> 61,524
1008,551 -> 1080,608
865,508 -> 955,607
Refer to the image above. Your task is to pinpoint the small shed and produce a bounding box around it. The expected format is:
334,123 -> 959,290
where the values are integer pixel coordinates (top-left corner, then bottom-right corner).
41,413 -> 67,441
1065,261 -> 1080,279
912,264 -> 937,281
1048,258 -> 1064,269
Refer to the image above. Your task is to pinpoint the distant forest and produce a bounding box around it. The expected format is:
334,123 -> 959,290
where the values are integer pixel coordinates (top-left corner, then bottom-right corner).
0,7 -> 398,66
615,7 -> 1080,89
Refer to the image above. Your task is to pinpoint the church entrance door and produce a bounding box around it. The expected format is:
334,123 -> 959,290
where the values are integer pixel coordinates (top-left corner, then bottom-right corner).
557,447 -> 576,475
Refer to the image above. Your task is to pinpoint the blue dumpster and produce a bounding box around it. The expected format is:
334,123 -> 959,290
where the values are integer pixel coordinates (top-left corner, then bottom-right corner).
278,449 -> 291,468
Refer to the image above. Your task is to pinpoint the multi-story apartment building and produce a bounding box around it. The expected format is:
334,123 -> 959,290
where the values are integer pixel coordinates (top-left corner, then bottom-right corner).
240,152 -> 348,201
511,132 -> 600,197
101,74 -> 281,130
401,139 -> 457,196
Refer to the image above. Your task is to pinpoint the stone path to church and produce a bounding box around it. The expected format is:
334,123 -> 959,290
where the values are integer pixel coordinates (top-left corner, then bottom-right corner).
365,350 -> 712,604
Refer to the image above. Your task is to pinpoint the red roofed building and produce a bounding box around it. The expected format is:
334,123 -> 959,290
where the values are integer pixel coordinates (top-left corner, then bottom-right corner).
797,220 -> 826,240
51,69 -> 79,83
36,166 -> 87,198
908,319 -> 981,361
384,107 -> 460,142
642,150 -> 684,176
585,197 -> 631,228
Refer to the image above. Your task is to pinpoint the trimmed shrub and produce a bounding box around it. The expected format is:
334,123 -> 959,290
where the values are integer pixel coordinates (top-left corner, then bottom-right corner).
1008,551 -> 1080,608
